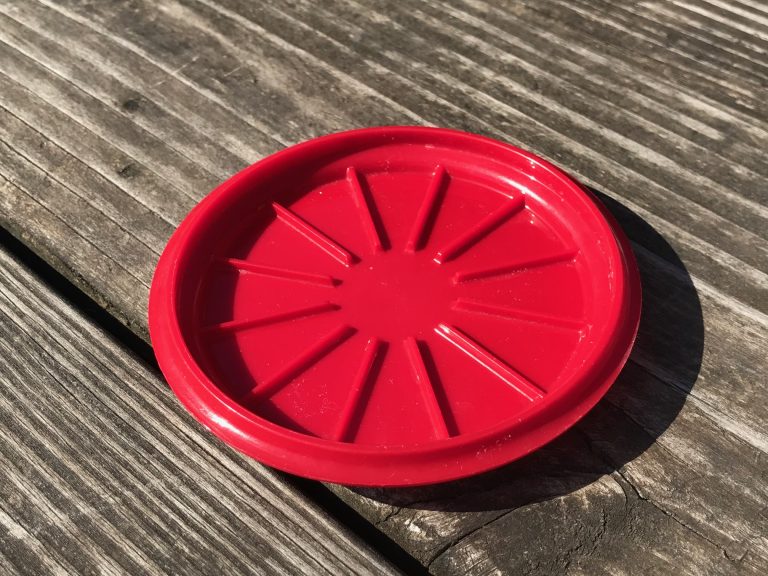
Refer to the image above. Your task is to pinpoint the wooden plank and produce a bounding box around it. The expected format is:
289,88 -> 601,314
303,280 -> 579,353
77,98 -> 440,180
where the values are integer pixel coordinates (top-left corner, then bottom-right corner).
3,0 -> 764,313
0,245 -> 401,575
1,0 -> 766,574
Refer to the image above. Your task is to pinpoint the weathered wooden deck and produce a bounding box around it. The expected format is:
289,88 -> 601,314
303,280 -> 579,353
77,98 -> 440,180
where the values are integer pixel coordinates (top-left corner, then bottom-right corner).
1,0 -> 766,574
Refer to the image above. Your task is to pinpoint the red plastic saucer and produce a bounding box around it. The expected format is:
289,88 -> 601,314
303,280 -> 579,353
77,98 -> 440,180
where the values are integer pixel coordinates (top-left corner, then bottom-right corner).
149,127 -> 641,487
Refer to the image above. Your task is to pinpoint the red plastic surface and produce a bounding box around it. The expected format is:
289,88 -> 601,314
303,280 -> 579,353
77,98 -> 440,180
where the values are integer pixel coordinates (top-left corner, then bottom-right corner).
149,127 -> 641,487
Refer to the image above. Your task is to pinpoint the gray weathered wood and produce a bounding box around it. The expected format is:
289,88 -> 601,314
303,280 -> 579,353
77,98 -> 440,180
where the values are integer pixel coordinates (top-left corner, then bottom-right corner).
1,0 -> 766,573
0,246 -> 401,575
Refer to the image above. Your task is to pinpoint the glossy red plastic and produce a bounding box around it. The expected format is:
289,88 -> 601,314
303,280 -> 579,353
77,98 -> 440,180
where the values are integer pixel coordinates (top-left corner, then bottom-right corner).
149,127 -> 641,487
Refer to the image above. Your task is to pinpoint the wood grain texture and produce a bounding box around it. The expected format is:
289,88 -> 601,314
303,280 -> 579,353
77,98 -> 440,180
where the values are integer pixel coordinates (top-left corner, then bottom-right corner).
0,246 -> 401,575
0,0 -> 766,574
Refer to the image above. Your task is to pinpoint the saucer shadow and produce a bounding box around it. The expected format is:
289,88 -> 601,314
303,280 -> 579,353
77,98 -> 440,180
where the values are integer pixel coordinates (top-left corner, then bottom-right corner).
345,189 -> 704,512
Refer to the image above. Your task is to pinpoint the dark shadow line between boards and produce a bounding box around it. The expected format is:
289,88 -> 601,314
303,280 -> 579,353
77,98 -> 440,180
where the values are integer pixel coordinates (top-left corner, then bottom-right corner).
0,225 -> 429,576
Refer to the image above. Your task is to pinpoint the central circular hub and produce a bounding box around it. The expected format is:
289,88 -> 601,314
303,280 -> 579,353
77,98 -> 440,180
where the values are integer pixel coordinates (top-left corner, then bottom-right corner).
338,252 -> 453,339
